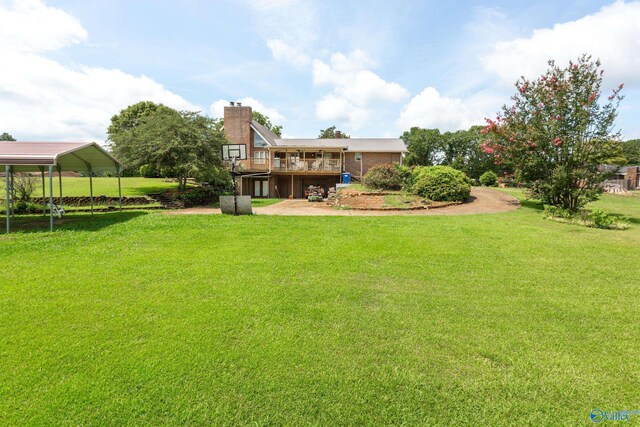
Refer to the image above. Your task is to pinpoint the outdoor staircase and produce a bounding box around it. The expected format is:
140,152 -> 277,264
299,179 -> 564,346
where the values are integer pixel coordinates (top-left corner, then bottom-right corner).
148,193 -> 184,209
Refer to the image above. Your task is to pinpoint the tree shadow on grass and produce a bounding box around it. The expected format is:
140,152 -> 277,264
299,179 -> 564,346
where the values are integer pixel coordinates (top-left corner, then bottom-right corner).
0,211 -> 148,234
611,213 -> 640,225
518,198 -> 544,211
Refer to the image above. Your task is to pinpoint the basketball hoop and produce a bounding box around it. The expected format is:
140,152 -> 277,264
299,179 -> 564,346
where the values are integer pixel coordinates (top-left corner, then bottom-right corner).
222,144 -> 247,161
221,144 -> 247,215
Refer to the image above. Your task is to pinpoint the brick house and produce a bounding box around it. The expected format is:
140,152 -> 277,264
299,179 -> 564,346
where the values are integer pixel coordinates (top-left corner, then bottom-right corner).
223,103 -> 407,198
603,165 -> 640,191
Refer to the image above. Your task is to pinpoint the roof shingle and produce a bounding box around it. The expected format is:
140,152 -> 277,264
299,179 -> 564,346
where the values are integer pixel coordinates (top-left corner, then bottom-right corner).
273,138 -> 406,152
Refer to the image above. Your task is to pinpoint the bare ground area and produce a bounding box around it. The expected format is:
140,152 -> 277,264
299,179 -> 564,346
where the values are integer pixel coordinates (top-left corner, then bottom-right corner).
163,187 -> 520,216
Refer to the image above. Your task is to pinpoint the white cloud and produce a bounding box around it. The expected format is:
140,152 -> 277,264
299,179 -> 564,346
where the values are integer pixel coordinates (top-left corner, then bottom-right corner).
315,94 -> 368,128
246,0 -> 317,55
0,0 -> 198,142
396,2 -> 640,134
210,97 -> 285,122
266,39 -> 310,68
482,1 -> 640,88
0,0 -> 87,53
396,87 -> 482,132
312,50 -> 409,129
312,50 -> 376,86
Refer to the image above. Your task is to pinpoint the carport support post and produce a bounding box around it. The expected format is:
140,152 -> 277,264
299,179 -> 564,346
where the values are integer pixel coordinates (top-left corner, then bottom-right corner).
57,165 -> 63,209
10,170 -> 14,218
117,166 -> 122,211
48,165 -> 54,232
89,168 -> 94,215
40,167 -> 46,216
5,165 -> 10,234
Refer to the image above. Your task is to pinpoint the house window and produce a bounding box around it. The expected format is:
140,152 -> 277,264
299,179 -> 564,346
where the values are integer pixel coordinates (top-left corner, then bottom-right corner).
254,132 -> 268,147
254,151 -> 267,164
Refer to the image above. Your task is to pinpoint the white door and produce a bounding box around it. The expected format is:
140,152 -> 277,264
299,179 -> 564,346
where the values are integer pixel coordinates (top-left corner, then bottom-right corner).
254,180 -> 269,197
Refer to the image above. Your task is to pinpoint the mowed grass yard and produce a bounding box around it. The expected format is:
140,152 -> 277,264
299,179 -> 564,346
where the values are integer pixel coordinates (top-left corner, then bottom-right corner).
27,176 -> 182,197
1,190 -> 639,425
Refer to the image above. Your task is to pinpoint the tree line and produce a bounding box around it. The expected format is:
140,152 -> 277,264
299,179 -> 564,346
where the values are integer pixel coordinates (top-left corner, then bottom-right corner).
23,53 -> 637,212
400,126 -> 496,180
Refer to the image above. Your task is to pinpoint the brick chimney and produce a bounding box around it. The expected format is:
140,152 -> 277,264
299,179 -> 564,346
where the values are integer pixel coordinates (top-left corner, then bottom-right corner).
224,102 -> 252,146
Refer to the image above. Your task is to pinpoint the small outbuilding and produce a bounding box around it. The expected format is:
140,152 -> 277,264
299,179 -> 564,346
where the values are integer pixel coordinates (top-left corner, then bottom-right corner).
0,141 -> 122,233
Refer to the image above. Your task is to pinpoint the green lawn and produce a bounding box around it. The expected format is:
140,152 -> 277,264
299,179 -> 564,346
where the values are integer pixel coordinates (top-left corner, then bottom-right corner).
1,191 -> 639,425
20,176 -> 181,197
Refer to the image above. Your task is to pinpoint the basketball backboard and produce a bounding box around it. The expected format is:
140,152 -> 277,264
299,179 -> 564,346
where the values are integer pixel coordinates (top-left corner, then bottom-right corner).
222,144 -> 247,160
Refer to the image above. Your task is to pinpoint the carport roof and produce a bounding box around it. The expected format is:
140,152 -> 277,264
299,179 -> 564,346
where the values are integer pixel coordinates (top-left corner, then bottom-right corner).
0,141 -> 120,172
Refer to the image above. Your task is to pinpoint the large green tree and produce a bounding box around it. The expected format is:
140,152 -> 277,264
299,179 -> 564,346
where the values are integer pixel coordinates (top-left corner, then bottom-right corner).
318,126 -> 350,139
0,132 -> 16,141
443,127 -> 497,179
620,139 -> 640,165
108,103 -> 228,190
401,128 -> 442,166
108,101 -> 163,136
108,102 -> 172,171
484,55 -> 624,211
402,127 -> 496,179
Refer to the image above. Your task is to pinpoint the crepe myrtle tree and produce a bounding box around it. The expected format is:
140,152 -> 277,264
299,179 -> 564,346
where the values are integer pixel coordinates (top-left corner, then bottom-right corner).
483,55 -> 624,211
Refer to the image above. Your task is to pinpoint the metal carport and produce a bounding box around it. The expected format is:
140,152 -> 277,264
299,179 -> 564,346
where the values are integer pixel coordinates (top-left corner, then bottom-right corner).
0,141 -> 122,233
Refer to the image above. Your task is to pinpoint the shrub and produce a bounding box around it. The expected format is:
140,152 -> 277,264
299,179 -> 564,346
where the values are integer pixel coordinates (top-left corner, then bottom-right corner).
543,204 -> 574,220
175,186 -> 219,207
411,166 -> 471,202
139,164 -> 159,178
395,164 -> 414,191
479,170 -> 498,187
12,173 -> 37,203
362,164 -> 403,191
589,209 -> 614,229
13,201 -> 42,214
543,205 -> 629,230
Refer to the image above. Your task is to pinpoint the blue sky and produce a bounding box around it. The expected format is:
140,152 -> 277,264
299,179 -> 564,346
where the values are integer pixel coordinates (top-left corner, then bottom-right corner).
1,0 -> 639,141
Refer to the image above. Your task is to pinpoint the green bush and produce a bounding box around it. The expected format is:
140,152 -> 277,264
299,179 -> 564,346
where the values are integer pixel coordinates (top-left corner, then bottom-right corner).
543,205 -> 629,230
412,166 -> 471,202
13,201 -> 42,214
139,164 -> 159,178
362,164 -> 403,191
175,186 -> 219,207
589,209 -> 614,229
395,164 -> 414,191
543,204 -> 574,220
479,170 -> 498,187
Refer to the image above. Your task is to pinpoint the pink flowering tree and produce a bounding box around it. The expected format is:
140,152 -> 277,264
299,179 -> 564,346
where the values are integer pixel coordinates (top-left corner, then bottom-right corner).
483,55 -> 624,211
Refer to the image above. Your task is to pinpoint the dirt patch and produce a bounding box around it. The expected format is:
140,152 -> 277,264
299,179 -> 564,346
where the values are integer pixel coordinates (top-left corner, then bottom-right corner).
335,189 -> 459,210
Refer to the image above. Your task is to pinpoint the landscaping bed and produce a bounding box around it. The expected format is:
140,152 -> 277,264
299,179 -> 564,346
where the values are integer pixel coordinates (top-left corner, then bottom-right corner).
335,188 -> 460,210
31,195 -> 154,206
